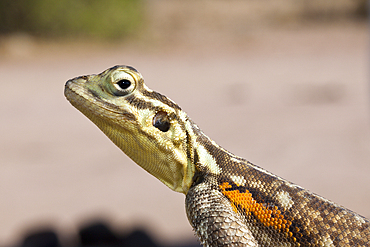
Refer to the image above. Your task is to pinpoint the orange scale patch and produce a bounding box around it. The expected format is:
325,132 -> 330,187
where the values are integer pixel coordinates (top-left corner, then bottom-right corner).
220,182 -> 294,238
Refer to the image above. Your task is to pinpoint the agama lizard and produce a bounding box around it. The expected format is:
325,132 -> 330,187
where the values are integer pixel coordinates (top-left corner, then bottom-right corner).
65,65 -> 370,246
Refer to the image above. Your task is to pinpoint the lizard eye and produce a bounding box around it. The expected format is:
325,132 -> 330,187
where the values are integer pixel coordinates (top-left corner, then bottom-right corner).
112,71 -> 136,96
153,111 -> 170,132
116,79 -> 131,90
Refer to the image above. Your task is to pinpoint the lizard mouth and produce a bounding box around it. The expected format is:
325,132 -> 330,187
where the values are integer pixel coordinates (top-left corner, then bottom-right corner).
64,79 -> 137,122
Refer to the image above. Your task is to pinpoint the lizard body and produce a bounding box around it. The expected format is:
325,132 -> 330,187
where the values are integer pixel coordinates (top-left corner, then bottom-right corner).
65,65 -> 370,246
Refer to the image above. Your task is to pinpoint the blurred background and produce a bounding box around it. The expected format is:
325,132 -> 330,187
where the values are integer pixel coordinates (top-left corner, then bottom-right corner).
0,0 -> 368,246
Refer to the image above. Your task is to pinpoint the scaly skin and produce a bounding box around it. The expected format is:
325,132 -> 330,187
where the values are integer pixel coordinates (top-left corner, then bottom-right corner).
65,65 -> 370,246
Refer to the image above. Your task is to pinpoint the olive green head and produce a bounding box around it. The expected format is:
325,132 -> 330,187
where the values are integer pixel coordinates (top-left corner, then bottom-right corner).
64,65 -> 195,194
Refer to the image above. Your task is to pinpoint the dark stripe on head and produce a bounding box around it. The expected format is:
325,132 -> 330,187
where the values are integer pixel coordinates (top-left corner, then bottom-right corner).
142,90 -> 182,111
125,94 -> 156,110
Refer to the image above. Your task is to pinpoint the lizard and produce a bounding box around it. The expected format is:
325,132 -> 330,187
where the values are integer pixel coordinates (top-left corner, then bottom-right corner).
64,65 -> 370,246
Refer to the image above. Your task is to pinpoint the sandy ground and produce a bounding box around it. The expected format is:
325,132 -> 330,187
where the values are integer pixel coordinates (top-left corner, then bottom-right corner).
0,22 -> 369,246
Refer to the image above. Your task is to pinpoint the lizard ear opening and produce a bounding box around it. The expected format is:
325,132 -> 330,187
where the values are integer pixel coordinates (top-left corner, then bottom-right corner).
153,111 -> 170,132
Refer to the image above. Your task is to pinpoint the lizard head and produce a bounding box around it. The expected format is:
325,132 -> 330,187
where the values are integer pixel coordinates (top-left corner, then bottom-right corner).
64,65 -> 195,194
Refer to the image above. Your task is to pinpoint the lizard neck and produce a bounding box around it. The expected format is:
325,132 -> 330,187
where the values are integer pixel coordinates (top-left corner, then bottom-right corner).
185,118 -> 230,180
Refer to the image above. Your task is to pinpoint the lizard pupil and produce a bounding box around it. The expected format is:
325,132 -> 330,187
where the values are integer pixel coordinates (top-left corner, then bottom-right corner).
116,79 -> 131,90
153,111 -> 170,132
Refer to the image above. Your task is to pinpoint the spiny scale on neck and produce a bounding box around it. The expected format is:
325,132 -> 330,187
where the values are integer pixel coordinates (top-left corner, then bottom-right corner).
65,65 -> 370,247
